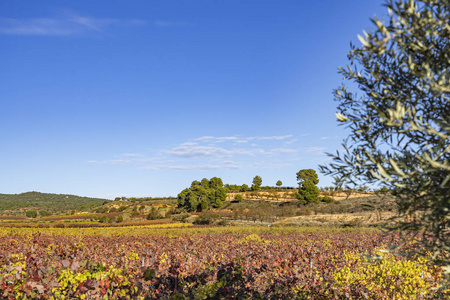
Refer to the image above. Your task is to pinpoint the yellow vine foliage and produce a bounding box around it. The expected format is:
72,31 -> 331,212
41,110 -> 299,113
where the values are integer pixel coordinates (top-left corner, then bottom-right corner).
238,233 -> 270,245
333,249 -> 447,299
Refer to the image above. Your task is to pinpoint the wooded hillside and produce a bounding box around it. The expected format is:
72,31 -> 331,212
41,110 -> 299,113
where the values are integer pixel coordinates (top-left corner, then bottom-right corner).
0,192 -> 107,212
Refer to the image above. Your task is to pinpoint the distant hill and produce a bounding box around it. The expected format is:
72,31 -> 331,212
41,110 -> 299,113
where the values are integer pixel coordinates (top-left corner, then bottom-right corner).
0,192 -> 109,212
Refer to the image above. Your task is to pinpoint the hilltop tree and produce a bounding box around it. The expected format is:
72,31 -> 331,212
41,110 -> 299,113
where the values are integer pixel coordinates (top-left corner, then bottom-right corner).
251,175 -> 262,191
296,169 -> 319,185
276,180 -> 283,187
296,169 -> 319,204
319,0 -> 450,269
177,177 -> 227,212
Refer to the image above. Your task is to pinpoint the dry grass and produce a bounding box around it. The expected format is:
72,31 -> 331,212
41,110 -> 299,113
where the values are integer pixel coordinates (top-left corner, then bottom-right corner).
226,191 -> 374,202
276,211 -> 397,227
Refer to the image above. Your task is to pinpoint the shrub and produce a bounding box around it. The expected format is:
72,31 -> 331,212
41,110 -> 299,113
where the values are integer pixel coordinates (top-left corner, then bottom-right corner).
39,210 -> 51,217
26,210 -> 37,218
95,207 -> 107,214
147,207 -> 161,220
234,194 -> 243,202
193,211 -> 220,225
319,196 -> 335,203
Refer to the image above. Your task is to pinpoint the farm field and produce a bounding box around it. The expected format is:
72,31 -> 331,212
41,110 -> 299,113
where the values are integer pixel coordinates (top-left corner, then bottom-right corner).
0,225 -> 447,299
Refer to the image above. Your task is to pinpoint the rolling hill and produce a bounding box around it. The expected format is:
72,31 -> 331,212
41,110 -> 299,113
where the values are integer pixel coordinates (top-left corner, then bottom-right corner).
0,191 -> 109,213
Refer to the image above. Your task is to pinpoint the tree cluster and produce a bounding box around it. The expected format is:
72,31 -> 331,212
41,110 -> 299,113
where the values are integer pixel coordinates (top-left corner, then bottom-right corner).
177,177 -> 227,212
224,184 -> 250,193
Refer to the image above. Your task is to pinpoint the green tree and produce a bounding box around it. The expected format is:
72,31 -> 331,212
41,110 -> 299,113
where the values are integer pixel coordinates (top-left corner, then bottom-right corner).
209,177 -> 224,189
296,169 -> 320,204
296,169 -> 319,185
319,0 -> 450,269
276,180 -> 283,188
251,175 -> 262,191
296,180 -> 320,204
213,188 -> 226,208
240,184 -> 249,192
201,178 -> 210,187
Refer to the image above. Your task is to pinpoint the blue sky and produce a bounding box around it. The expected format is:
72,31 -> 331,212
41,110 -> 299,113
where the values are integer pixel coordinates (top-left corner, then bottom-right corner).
0,1 -> 387,199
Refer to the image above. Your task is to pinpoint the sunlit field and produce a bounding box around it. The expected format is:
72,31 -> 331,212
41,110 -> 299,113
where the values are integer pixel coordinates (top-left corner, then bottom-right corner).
0,225 -> 448,299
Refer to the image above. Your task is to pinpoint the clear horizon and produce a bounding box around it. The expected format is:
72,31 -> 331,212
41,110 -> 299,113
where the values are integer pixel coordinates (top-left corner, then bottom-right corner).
1,1 -> 387,199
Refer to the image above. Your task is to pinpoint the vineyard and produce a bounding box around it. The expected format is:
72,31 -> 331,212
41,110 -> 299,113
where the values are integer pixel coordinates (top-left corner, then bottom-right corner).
0,226 -> 448,299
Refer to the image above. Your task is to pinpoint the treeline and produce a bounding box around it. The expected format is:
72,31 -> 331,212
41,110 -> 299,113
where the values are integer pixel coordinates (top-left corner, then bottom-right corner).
224,184 -> 295,193
113,196 -> 176,202
0,192 -> 106,213
177,170 -> 393,212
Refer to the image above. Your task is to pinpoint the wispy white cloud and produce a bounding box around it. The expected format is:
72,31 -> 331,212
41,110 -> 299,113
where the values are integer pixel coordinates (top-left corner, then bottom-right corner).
270,148 -> 298,155
89,134 -> 300,171
194,136 -> 239,142
250,161 -> 293,169
305,146 -> 326,155
165,144 -> 296,159
146,160 -> 292,171
88,153 -> 164,164
166,145 -> 274,158
167,145 -> 231,158
194,135 -> 293,144
88,159 -> 132,165
285,139 -> 298,145
121,153 -> 142,157
143,164 -> 241,171
0,12 -> 146,36
179,142 -> 198,146
254,135 -> 292,141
